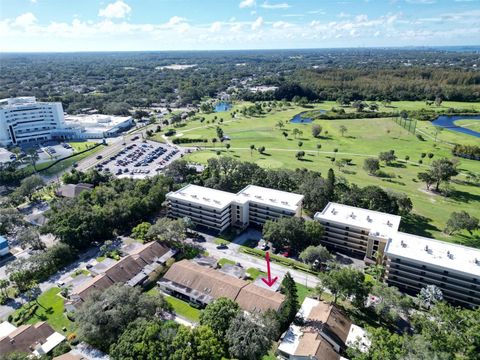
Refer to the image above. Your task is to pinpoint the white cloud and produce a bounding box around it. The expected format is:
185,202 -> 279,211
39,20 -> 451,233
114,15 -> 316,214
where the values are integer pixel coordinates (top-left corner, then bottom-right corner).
272,21 -> 291,29
14,12 -> 37,27
98,1 -> 131,19
260,2 -> 291,9
251,16 -> 264,30
30,0 -> 37,3
239,0 -> 256,8
210,21 -> 222,32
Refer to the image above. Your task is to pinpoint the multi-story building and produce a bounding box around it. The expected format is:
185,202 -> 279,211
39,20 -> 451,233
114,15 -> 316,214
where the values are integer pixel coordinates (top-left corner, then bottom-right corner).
166,184 -> 237,231
166,184 -> 304,231
314,202 -> 401,260
315,202 -> 480,307
0,97 -> 69,147
0,235 -> 9,257
385,232 -> 480,307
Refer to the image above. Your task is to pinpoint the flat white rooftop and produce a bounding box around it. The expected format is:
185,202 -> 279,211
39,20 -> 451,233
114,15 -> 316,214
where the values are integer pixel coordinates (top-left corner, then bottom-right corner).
64,114 -> 132,133
235,185 -> 303,212
315,202 -> 401,239
386,232 -> 480,278
0,321 -> 17,339
167,184 -> 236,210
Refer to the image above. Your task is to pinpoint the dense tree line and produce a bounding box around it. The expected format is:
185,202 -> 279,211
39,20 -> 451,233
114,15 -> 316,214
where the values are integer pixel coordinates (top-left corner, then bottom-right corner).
452,144 -> 480,160
199,157 -> 411,215
42,176 -> 173,249
1,49 -> 479,114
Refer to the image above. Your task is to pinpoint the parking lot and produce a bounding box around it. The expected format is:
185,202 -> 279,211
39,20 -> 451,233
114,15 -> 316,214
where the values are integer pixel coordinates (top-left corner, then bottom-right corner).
94,140 -> 183,178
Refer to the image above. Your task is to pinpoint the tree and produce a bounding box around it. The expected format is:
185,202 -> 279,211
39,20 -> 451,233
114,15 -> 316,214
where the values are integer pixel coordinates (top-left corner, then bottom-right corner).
13,175 -> 45,202
76,284 -> 170,351
278,272 -> 299,331
275,120 -> 284,129
299,245 -> 332,265
418,285 -> 443,308
262,217 -> 321,253
216,126 -> 224,140
200,298 -> 240,338
339,125 -> 347,137
131,222 -> 151,243
325,168 -> 335,201
16,227 -> 45,250
226,313 -> 271,360
212,138 -> 217,147
295,151 -> 305,160
318,266 -> 370,307
363,158 -> 380,175
434,126 -> 443,142
225,143 -> 231,151
171,325 -> 224,360
445,211 -> 479,235
258,146 -> 266,154
249,144 -> 255,157
0,207 -> 24,235
297,141 -> 303,148
26,148 -> 39,172
378,151 -> 397,165
418,158 -> 458,192
316,143 -> 322,155
0,279 -> 9,298
369,281 -> 412,325
312,124 -> 322,138
292,128 -> 301,138
146,218 -> 187,247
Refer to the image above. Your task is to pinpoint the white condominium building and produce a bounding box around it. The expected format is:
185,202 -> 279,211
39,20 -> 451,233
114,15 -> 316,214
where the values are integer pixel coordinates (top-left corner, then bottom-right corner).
166,184 -> 303,231
385,233 -> 480,307
315,202 -> 480,307
314,202 -> 401,260
0,97 -> 68,147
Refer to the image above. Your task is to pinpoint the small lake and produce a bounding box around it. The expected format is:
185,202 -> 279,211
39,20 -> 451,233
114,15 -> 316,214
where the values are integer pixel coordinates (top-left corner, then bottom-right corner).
289,110 -> 326,124
215,102 -> 232,112
431,114 -> 480,138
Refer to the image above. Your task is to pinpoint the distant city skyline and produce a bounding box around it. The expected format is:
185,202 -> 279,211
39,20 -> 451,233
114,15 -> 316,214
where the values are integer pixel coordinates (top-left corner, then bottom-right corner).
0,0 -> 479,52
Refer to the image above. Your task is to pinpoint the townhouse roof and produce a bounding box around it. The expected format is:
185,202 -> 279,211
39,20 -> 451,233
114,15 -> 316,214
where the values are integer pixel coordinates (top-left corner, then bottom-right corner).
0,321 -> 61,356
235,283 -> 285,313
162,260 -> 246,300
72,241 -> 172,302
161,260 -> 286,313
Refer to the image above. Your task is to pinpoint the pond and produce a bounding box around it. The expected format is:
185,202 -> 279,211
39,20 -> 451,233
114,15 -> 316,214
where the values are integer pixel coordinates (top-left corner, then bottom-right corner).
290,112 -> 313,124
431,114 -> 480,138
215,102 -> 232,112
289,110 -> 326,124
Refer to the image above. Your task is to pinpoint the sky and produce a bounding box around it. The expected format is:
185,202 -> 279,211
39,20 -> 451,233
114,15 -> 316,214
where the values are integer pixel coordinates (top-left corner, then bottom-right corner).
0,0 -> 479,52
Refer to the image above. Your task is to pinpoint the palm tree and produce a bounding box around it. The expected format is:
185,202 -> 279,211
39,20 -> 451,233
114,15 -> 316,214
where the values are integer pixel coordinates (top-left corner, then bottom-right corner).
212,138 -> 217,148
316,143 -> 321,155
292,128 -> 300,139
276,120 -> 284,130
225,143 -> 231,152
250,144 -> 255,157
418,285 -> 443,308
339,125 -> 347,137
0,279 -> 9,298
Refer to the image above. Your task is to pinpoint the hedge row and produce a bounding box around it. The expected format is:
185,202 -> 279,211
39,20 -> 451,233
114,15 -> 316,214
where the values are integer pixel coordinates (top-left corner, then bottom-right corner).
172,138 -> 208,144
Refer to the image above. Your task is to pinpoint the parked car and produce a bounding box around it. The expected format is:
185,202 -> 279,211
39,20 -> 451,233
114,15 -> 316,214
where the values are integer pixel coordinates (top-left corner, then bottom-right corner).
216,244 -> 228,250
96,155 -> 103,160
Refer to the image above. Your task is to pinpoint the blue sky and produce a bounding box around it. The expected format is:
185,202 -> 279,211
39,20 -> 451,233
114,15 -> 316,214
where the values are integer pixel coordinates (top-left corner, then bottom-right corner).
0,0 -> 479,52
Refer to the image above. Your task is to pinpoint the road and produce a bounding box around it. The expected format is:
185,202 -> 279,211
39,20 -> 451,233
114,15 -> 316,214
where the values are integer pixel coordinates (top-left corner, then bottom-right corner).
201,241 -> 320,289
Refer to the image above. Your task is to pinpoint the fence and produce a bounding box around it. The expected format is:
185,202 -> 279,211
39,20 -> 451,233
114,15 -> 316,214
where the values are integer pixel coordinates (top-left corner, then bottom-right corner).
393,116 -> 417,134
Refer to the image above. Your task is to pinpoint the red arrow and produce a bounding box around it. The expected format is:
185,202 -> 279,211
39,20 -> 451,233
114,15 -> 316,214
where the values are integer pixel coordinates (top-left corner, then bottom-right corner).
261,251 -> 278,287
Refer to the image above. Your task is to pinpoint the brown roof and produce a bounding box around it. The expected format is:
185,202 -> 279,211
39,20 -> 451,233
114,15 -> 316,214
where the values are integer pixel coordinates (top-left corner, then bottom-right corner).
73,274 -> 115,301
294,331 -> 340,360
235,283 -> 285,313
163,260 -> 246,300
0,322 -> 55,355
307,302 -> 352,344
128,241 -> 169,263
72,241 -> 172,302
162,260 -> 286,313
104,255 -> 148,283
53,353 -> 88,360
56,183 -> 93,198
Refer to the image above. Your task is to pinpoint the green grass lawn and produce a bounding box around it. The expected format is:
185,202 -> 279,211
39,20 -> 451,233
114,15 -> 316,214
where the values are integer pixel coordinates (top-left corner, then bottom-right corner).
159,100 -> 480,243
218,258 -> 236,267
165,295 -> 201,322
453,119 -> 480,133
296,282 -> 316,304
12,287 -> 74,333
246,267 -> 267,280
